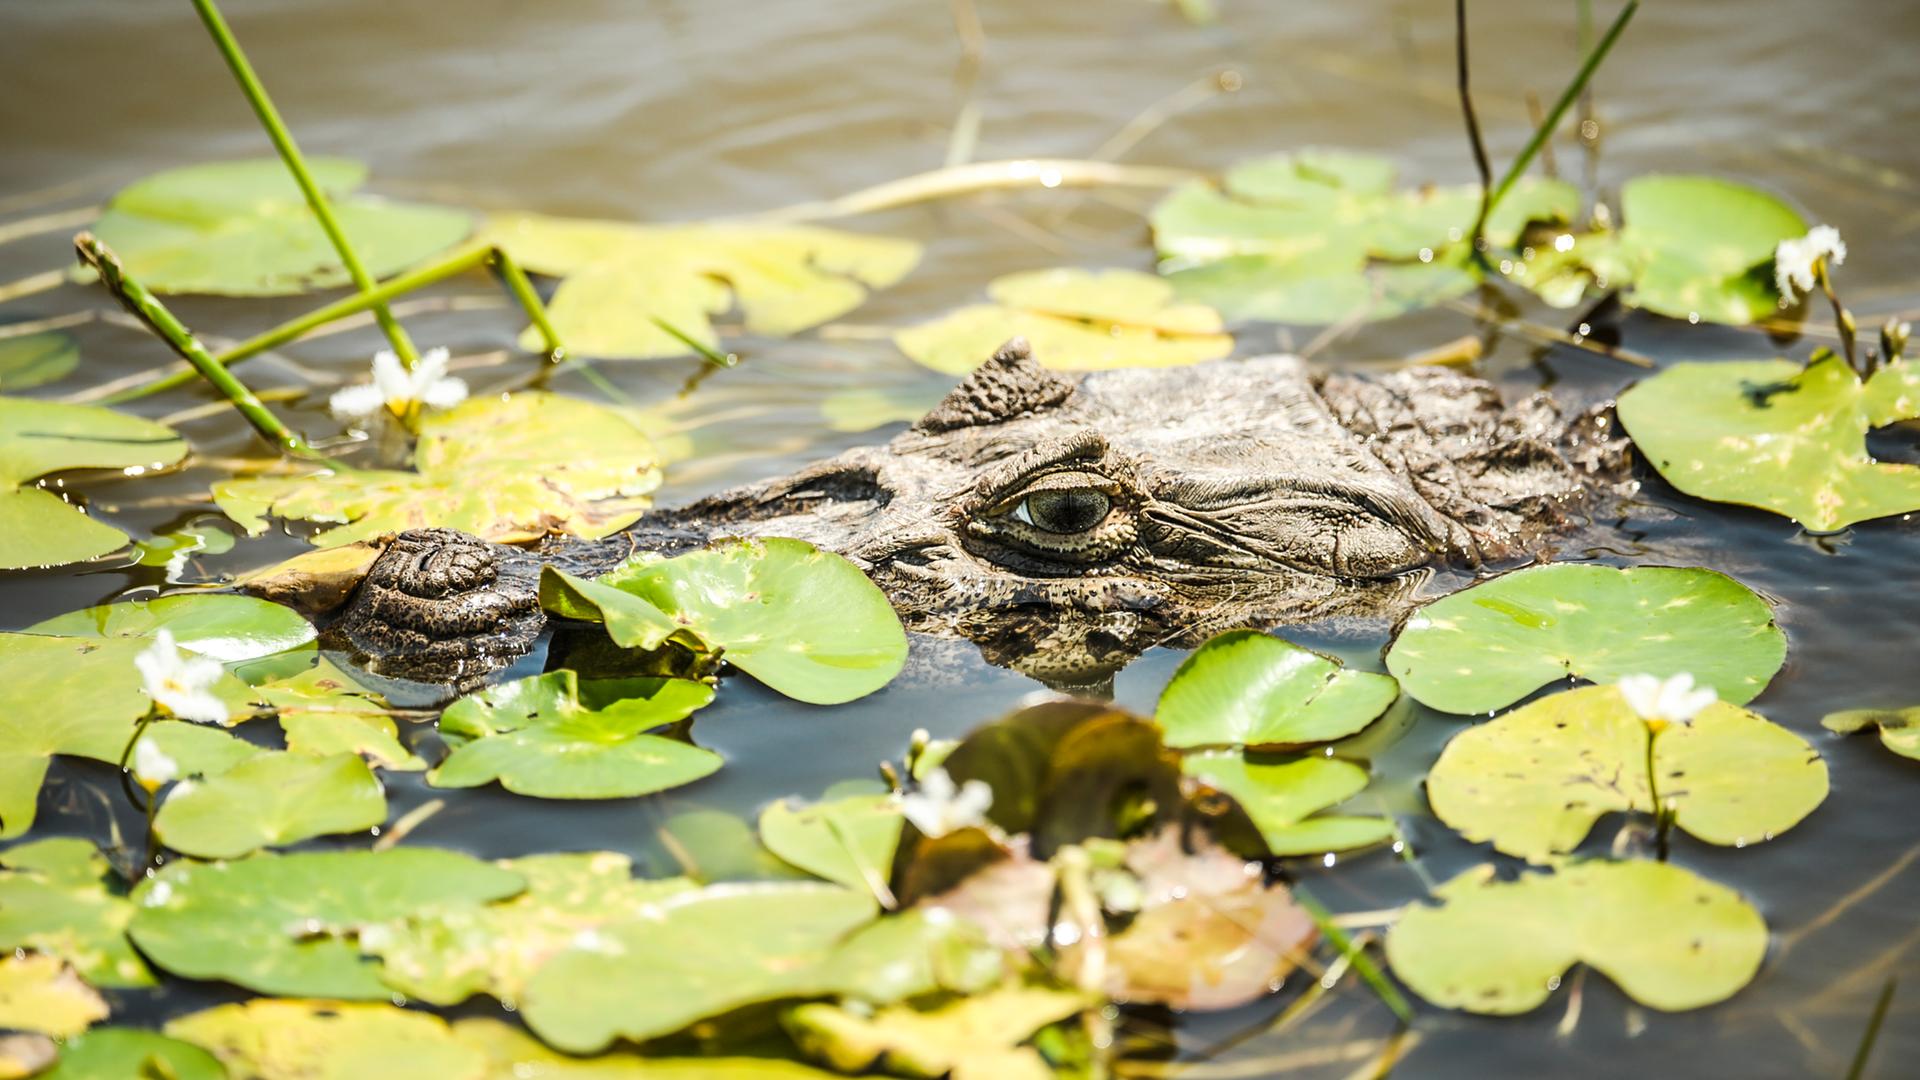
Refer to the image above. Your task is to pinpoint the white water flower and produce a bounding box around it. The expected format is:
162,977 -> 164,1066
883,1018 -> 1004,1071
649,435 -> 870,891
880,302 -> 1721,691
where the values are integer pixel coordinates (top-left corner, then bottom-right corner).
898,767 -> 993,838
1773,225 -> 1847,300
130,737 -> 179,788
328,347 -> 467,424
134,629 -> 230,726
1616,672 -> 1717,730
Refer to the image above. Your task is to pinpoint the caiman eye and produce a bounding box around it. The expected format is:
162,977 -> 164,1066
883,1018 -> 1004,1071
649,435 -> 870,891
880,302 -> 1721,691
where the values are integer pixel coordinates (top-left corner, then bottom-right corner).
1014,487 -> 1112,534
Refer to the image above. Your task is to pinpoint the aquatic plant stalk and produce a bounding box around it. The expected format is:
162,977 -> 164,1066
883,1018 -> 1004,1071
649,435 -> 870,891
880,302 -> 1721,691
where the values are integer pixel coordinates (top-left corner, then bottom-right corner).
188,0 -> 422,369
1454,0 -> 1495,260
650,316 -> 738,368
754,159 -> 1203,223
1845,977 -> 1897,1080
75,233 -> 334,462
1815,261 -> 1860,372
1292,887 -> 1414,1025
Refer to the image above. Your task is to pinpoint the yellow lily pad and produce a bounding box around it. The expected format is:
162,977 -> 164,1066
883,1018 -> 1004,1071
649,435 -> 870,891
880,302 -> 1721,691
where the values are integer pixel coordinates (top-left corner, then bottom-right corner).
167,999 -> 485,1080
0,955 -> 107,1038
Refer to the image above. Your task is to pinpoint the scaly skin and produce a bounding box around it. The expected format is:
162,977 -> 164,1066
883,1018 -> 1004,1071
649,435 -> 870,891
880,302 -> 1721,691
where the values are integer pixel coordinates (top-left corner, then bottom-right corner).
326,339 -> 1623,688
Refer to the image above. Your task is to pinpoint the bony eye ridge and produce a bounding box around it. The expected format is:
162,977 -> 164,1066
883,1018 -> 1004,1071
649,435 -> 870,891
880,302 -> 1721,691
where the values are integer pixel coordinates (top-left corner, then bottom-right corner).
1012,487 -> 1112,534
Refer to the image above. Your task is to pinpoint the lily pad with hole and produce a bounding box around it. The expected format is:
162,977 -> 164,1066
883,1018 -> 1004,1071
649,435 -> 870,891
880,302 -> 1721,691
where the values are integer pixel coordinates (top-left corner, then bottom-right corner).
41,1028 -> 226,1080
214,391 -> 663,547
1181,751 -> 1394,856
430,671 -> 719,799
1385,563 -> 1785,714
759,790 -> 904,894
0,839 -> 152,989
1155,630 -> 1399,749
0,331 -> 79,391
1822,706 -> 1920,762
895,268 -> 1232,374
0,956 -> 106,1038
1588,175 -> 1807,325
86,158 -> 472,296
28,593 -> 316,662
545,537 -> 908,705
477,212 -> 920,360
153,751 -> 388,859
1426,685 -> 1827,863
1617,355 -> 1920,532
452,1017 -> 842,1079
128,848 -> 526,998
0,397 -> 187,570
786,982 -> 1090,1080
167,999 -> 484,1079
1385,860 -> 1767,1014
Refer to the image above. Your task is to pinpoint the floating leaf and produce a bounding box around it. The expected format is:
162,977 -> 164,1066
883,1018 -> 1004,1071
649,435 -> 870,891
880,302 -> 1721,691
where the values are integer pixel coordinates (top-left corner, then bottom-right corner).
28,593 -> 315,662
1385,563 -> 1785,713
787,982 -> 1089,1080
87,158 -> 471,296
0,331 -> 78,391
1155,630 -> 1398,749
154,751 -> 387,859
364,852 -> 694,1006
1617,355 -> 1920,532
41,1028 -> 224,1080
896,268 -> 1232,374
0,838 -> 153,989
1181,752 -> 1394,856
0,397 -> 186,570
167,999 -> 484,1079
430,672 -> 719,799
452,1017 -> 841,1079
545,537 -> 908,705
143,720 -> 263,778
260,657 -> 423,771
1426,685 -> 1827,862
1385,860 -> 1767,1014
1823,705 -> 1920,761
128,849 -> 526,998
130,520 -> 235,573
759,791 -> 903,893
477,212 -> 920,360
215,392 -> 663,547
1591,175 -> 1807,325
0,956 -> 106,1038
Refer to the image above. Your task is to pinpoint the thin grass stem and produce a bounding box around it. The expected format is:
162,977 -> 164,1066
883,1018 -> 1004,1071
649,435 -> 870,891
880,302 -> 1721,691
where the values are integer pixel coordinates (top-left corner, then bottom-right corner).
1292,886 -> 1415,1026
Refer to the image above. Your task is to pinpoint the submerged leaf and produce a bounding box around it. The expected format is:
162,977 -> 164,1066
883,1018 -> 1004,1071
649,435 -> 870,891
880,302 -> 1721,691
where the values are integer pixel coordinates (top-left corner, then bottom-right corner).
0,956 -> 107,1038
786,982 -> 1088,1080
0,397 -> 186,570
215,392 -> 663,547
1617,355 -> 1920,532
1425,685 -> 1827,862
1182,752 -> 1394,856
28,593 -> 315,662
1385,563 -> 1785,713
1822,705 -> 1920,761
154,751 -> 388,859
0,331 -> 79,391
1385,861 -> 1767,1014
167,999 -> 484,1079
88,158 -> 471,296
0,838 -> 152,989
478,212 -> 920,360
1155,630 -> 1398,749
896,268 -> 1232,374
431,671 -> 719,799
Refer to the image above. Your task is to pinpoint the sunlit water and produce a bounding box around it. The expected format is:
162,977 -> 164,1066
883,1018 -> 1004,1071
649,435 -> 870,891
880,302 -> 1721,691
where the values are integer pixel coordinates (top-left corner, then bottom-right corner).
3,1 -> 1919,1075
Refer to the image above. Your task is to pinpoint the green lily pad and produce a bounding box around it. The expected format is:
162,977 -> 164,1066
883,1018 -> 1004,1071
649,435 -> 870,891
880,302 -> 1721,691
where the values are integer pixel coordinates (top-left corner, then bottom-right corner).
1617,355 -> 1920,532
215,391 -> 663,548
430,672 -> 719,799
141,721 -> 263,778
453,1017 -> 841,1079
42,1028 -> 226,1080
167,1000 -> 483,1079
365,852 -> 694,1007
519,882 -> 878,1053
822,384 -> 946,433
0,331 -> 79,390
28,593 -> 315,662
128,848 -> 526,998
0,838 -> 152,989
759,791 -> 904,894
153,751 -> 387,859
0,633 -> 255,838
1181,751 -> 1394,856
1597,175 -> 1807,325
0,955 -> 107,1038
1384,563 -> 1785,714
1385,860 -> 1767,1014
544,537 -> 908,705
0,397 -> 186,570
131,520 -> 236,573
88,158 -> 471,296
259,657 -> 423,771
477,212 -> 920,360
1823,705 -> 1920,761
895,268 -> 1232,374
1426,685 -> 1828,863
787,982 -> 1089,1080
1155,630 -> 1398,749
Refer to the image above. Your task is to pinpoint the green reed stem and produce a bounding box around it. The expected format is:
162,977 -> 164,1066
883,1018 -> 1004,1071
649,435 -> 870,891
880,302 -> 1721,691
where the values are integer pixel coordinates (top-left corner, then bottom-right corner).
116,710 -> 158,814
1293,886 -> 1414,1025
1468,0 -> 1639,251
1845,977 -> 1897,1080
651,316 -> 739,368
1815,260 -> 1860,373
189,0 -> 421,368
76,233 -> 335,463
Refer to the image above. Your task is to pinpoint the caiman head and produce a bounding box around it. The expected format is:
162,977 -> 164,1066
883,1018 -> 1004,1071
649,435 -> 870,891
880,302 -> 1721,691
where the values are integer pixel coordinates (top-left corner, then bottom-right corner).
319,339 -> 1614,691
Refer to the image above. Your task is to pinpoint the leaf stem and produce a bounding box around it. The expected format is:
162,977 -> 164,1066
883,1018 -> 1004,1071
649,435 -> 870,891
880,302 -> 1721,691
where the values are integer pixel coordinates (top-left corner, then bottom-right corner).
1815,260 -> 1860,373
1845,977 -> 1897,1080
1454,0 -> 1494,268
117,711 -> 158,815
187,0 -> 421,368
75,233 -> 335,463
1293,886 -> 1415,1025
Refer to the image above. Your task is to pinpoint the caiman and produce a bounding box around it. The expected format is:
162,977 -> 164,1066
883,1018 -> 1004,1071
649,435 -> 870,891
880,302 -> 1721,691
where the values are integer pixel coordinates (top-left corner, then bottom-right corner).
312,339 -> 1623,690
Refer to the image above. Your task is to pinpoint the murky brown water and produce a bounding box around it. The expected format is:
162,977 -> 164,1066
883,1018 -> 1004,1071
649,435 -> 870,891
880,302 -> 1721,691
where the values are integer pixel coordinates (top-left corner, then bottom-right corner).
3,1 -> 1919,1075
